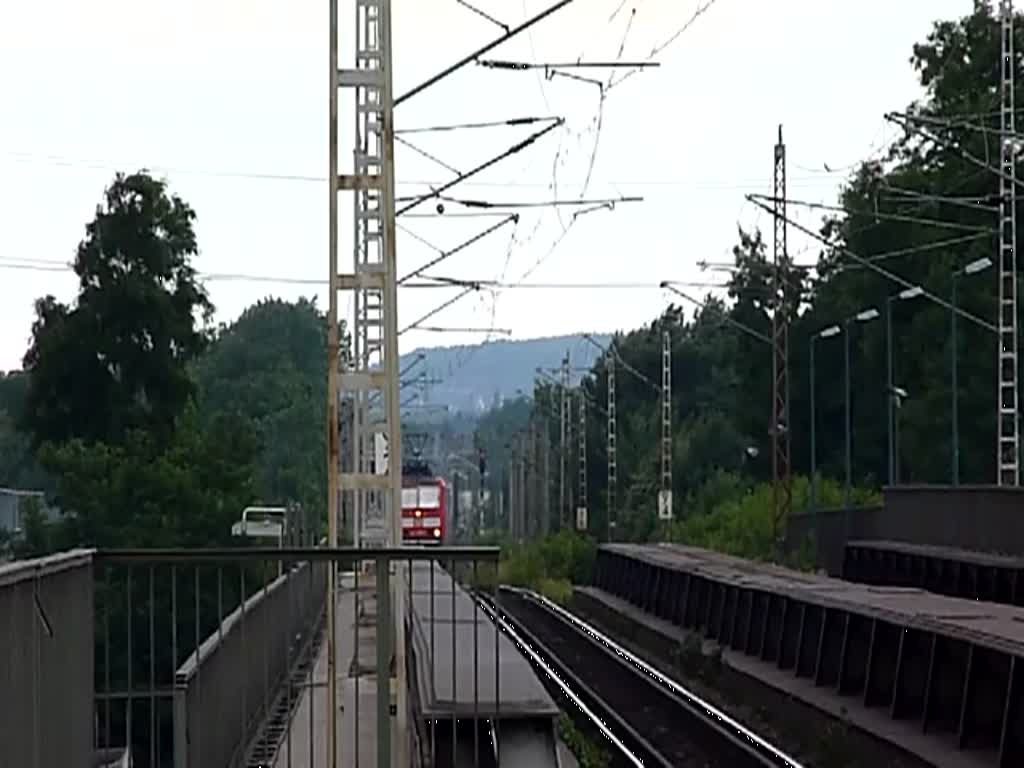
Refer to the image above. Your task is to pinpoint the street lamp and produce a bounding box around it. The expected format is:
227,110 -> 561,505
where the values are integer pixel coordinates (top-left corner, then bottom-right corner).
809,324 -> 840,511
886,285 -> 924,486
951,256 -> 993,485
812,308 -> 879,512
845,308 -> 880,509
891,386 -> 908,483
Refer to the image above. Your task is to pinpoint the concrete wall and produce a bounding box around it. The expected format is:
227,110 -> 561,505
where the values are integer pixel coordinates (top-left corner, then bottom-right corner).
0,550 -> 95,768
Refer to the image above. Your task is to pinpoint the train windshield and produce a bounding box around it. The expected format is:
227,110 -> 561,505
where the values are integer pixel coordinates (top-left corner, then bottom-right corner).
418,485 -> 441,508
401,488 -> 418,508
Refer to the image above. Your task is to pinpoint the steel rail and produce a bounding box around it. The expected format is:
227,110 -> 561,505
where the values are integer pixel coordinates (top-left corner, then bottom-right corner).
476,594 -> 648,767
504,587 -> 806,768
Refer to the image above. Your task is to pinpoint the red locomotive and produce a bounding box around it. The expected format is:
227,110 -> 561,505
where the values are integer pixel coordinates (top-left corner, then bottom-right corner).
401,458 -> 448,545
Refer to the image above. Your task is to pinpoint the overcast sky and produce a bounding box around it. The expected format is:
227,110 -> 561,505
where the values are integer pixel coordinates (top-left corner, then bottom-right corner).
0,0 -> 972,373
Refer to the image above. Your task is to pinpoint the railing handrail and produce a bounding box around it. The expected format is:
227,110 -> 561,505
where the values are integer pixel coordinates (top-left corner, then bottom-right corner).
95,545 -> 501,563
0,547 -> 94,588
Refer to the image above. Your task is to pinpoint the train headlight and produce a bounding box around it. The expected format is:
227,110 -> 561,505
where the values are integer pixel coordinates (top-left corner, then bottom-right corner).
414,509 -> 422,518
433,528 -> 441,538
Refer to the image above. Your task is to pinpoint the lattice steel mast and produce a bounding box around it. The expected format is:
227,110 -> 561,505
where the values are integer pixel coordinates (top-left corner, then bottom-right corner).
606,349 -> 617,541
658,327 -> 673,523
328,0 -> 405,763
999,0 -> 1020,486
577,389 -> 588,530
771,125 -> 793,541
559,352 -> 570,528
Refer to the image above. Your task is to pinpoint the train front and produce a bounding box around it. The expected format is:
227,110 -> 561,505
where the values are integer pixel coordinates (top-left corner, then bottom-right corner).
401,461 -> 447,545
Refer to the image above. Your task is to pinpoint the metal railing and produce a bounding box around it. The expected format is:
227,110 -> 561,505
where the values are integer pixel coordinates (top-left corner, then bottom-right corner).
3,545 -> 530,768
91,550 -> 329,768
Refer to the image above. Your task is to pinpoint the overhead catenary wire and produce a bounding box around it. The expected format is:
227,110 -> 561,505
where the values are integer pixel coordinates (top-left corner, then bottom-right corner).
746,195 -> 998,334
396,119 -> 564,216
1,151 -> 843,191
395,0 -> 577,107
398,192 -> 643,208
885,111 -> 1024,193
394,116 -> 561,135
581,332 -> 660,393
397,215 -> 519,285
749,194 -> 996,234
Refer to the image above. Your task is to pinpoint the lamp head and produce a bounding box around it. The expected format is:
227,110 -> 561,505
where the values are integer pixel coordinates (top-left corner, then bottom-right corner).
898,286 -> 924,300
964,256 -> 993,275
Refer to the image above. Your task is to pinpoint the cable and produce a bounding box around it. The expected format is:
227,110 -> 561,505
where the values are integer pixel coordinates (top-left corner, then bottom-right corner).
0,151 -> 841,191
751,195 -> 995,234
746,195 -> 997,334
395,116 -> 560,134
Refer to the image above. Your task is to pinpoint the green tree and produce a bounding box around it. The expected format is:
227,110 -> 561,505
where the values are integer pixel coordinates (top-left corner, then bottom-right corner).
800,1 -> 1020,485
21,171 -> 213,449
41,404 -> 258,549
0,371 -> 47,489
11,495 -> 51,558
194,297 -> 327,524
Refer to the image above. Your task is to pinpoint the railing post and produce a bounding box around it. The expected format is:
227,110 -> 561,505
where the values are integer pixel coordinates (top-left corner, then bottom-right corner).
376,555 -> 392,768
173,683 -> 188,768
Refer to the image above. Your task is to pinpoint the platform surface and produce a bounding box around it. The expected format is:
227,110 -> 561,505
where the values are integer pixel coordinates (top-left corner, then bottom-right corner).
273,572 -> 399,768
407,561 -> 559,719
605,542 -> 1024,655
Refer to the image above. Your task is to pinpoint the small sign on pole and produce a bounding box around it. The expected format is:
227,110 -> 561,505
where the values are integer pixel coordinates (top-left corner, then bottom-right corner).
657,490 -> 673,521
575,506 -> 588,532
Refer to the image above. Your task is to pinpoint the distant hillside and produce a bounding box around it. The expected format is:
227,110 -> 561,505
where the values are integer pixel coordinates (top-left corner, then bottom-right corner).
400,334 -> 611,413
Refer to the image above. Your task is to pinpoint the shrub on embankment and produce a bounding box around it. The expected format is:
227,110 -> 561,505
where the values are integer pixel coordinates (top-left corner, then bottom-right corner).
483,530 -> 597,603
668,473 -> 880,568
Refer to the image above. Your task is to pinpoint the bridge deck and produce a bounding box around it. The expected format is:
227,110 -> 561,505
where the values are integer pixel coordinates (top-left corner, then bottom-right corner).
844,539 -> 1024,607
594,542 -> 1024,767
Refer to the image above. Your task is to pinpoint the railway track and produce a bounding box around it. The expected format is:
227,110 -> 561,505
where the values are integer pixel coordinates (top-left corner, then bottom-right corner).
480,587 -> 803,768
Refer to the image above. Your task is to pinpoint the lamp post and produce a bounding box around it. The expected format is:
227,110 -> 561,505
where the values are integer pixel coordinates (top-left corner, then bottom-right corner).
810,325 -> 840,511
886,286 -> 923,486
814,309 -> 879,512
891,386 -> 908,483
844,308 -> 880,509
951,256 -> 993,485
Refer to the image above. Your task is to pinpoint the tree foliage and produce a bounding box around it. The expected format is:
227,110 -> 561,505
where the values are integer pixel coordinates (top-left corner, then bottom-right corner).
21,172 -> 212,448
7,172 -> 256,554
40,405 -> 257,548
194,297 -> 327,523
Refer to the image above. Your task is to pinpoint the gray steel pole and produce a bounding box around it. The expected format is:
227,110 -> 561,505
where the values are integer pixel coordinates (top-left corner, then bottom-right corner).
810,335 -> 817,511
844,320 -> 852,510
886,297 -> 894,486
894,403 -> 902,483
952,274 -> 960,486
